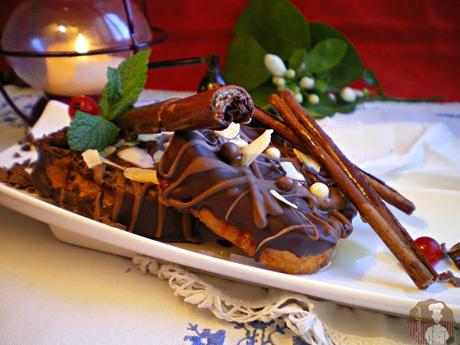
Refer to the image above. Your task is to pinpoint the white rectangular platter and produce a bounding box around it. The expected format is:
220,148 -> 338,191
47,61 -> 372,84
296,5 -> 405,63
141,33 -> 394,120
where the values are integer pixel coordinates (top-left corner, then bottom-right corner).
0,101 -> 458,320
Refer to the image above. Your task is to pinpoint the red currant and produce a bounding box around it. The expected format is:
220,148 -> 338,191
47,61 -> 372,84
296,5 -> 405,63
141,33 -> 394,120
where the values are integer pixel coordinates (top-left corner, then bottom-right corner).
69,95 -> 99,118
415,236 -> 442,265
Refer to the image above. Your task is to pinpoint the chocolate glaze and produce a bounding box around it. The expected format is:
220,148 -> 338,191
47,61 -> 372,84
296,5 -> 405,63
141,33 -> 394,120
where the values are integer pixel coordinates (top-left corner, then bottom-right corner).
32,129 -> 199,243
159,128 -> 356,260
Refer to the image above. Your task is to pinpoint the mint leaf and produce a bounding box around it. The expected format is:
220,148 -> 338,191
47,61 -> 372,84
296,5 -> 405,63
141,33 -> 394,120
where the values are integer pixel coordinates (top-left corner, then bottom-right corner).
99,67 -> 122,119
304,38 -> 347,73
234,0 -> 310,60
67,111 -> 120,152
223,35 -> 271,90
310,23 -> 364,87
99,49 -> 150,120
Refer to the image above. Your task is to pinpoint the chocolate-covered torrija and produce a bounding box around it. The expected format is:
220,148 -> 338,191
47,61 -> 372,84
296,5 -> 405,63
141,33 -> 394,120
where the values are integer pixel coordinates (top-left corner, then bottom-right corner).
158,127 -> 357,273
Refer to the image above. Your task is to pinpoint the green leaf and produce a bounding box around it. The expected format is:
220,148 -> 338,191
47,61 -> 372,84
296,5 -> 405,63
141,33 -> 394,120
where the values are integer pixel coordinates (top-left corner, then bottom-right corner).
99,67 -> 122,119
310,23 -> 364,87
304,38 -> 347,73
249,83 -> 277,108
234,0 -> 310,60
67,112 -> 120,152
314,79 -> 328,92
100,49 -> 150,120
288,49 -> 307,71
223,35 -> 271,90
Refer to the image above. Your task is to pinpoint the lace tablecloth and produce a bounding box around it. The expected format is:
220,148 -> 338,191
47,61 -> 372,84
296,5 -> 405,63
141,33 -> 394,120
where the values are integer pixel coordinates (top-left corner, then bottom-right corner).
0,85 -> 459,345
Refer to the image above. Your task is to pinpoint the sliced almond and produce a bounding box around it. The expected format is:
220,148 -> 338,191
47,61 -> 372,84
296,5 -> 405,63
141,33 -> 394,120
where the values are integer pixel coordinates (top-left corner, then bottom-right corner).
138,133 -> 162,142
240,129 -> 273,166
115,139 -> 138,147
270,189 -> 298,209
117,147 -> 154,168
214,122 -> 240,139
101,157 -> 125,170
279,161 -> 305,181
123,168 -> 159,184
293,148 -> 321,173
82,149 -> 102,169
153,150 -> 164,163
99,145 -> 116,157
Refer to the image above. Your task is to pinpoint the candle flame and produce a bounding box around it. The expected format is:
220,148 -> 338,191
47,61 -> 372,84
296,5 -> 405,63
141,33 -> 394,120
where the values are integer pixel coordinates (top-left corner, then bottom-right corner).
75,34 -> 89,54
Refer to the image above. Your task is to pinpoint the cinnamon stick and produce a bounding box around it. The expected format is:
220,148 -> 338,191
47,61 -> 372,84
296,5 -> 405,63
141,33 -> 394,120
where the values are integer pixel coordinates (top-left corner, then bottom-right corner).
253,107 -> 415,214
117,85 -> 254,134
270,93 -> 437,289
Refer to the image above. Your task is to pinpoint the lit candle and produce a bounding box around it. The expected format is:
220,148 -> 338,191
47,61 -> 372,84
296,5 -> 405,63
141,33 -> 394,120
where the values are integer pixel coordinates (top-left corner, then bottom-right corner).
45,33 -> 125,96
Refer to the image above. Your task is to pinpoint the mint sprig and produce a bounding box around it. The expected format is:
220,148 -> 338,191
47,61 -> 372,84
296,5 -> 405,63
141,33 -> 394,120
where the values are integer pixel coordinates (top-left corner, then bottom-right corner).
67,49 -> 150,152
99,49 -> 150,120
68,111 -> 120,152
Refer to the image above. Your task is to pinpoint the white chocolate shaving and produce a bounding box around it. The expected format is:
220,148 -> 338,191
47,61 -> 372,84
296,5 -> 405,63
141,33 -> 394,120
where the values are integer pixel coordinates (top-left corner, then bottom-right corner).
82,149 -> 102,169
229,137 -> 248,148
240,129 -> 273,166
214,122 -> 240,139
309,182 -> 329,202
293,148 -> 321,173
265,147 -> 281,161
124,168 -> 159,184
117,147 -> 154,168
270,189 -> 298,209
279,161 -> 305,181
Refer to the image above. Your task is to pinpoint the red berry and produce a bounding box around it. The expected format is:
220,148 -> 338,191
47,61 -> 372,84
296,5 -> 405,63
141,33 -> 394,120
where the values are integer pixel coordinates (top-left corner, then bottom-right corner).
415,236 -> 442,265
69,95 -> 99,118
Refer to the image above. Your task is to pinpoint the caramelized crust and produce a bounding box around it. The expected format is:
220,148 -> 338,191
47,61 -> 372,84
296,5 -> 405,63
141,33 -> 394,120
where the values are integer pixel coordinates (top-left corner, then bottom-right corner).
191,207 -> 335,274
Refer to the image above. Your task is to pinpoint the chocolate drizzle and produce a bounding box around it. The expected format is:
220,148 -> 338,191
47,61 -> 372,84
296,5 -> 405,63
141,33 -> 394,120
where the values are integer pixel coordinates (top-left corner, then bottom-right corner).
32,129 -> 199,243
159,129 -> 355,260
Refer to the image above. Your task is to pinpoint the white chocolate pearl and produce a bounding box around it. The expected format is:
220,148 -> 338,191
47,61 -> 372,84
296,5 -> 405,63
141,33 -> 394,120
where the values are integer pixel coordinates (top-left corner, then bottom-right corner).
308,94 -> 320,105
340,87 -> 356,103
265,147 -> 281,161
300,76 -> 314,90
309,182 -> 329,202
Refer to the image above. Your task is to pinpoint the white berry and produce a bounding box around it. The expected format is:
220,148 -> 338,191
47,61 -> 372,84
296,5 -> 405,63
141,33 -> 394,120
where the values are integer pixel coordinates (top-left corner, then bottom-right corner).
264,54 -> 287,77
272,76 -> 286,87
300,76 -> 314,90
308,94 -> 320,105
294,92 -> 303,103
340,87 -> 356,103
265,147 -> 281,160
309,182 -> 329,202
285,68 -> 296,79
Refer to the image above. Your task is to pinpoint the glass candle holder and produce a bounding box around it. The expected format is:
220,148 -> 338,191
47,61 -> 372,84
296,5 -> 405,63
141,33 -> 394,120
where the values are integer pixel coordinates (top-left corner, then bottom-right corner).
1,0 -> 154,96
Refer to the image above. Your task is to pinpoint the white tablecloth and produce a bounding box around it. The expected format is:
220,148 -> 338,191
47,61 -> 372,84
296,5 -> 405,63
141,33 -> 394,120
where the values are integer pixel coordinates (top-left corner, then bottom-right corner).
0,86 -> 459,344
